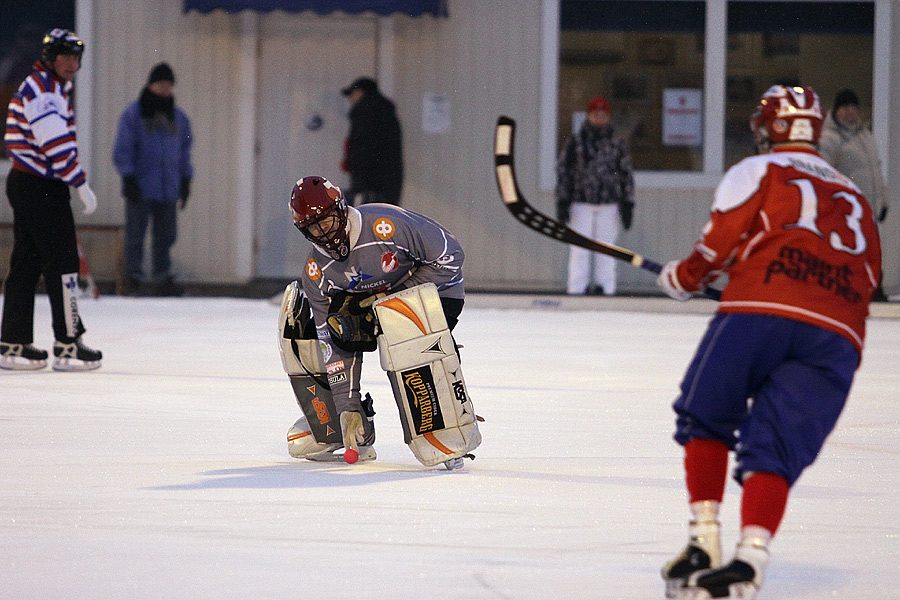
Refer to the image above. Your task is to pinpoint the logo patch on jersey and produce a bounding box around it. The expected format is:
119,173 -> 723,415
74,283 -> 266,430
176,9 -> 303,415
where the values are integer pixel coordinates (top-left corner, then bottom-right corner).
326,360 -> 344,374
328,372 -> 347,385
306,259 -> 321,280
373,218 -> 395,240
345,266 -> 373,290
382,252 -> 399,272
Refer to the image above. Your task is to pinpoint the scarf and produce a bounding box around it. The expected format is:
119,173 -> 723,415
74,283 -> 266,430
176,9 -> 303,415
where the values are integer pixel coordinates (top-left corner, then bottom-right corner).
139,87 -> 176,134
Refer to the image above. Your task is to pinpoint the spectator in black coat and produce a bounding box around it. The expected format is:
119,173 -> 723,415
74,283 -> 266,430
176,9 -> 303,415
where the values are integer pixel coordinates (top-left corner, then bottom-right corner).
340,77 -> 403,206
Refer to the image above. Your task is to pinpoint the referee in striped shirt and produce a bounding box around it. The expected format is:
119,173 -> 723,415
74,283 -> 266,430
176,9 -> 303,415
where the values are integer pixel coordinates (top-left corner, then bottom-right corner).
0,28 -> 102,371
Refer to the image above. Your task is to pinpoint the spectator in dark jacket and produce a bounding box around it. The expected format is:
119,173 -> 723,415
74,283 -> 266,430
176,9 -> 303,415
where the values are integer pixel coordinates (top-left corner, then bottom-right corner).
340,77 -> 403,206
113,62 -> 193,295
556,95 -> 635,296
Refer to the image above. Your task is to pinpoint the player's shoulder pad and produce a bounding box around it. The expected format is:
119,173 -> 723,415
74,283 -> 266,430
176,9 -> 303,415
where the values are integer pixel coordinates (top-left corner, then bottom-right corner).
713,155 -> 770,212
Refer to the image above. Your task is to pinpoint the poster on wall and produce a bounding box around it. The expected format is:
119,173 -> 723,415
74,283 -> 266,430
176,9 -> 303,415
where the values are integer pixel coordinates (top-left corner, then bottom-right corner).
662,88 -> 703,147
422,94 -> 451,134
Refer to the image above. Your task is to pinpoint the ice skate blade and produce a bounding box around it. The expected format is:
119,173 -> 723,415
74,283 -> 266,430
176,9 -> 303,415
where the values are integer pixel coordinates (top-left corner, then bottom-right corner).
306,446 -> 376,463
52,358 -> 101,372
443,457 -> 464,470
0,356 -> 47,370
288,441 -> 341,459
665,578 -> 686,598
673,581 -> 759,600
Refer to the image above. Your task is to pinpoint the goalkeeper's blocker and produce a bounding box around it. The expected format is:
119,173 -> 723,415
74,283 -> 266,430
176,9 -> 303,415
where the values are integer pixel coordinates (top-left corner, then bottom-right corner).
278,282 -> 375,461
373,283 -> 481,467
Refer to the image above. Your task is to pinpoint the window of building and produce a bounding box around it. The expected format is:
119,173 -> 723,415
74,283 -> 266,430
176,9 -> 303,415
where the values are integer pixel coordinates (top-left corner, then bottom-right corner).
558,0 -> 875,175
725,1 -> 874,167
559,1 -> 706,171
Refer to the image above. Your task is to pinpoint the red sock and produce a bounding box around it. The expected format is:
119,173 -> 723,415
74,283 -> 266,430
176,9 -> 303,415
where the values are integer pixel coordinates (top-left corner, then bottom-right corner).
684,438 -> 729,503
741,472 -> 789,536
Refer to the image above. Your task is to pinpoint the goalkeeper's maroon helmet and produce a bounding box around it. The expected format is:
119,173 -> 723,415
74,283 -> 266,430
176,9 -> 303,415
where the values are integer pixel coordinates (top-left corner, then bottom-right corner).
289,176 -> 350,261
750,85 -> 823,152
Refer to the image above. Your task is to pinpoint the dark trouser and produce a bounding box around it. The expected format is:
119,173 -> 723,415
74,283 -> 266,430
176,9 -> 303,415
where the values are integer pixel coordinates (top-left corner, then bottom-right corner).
440,297 -> 464,331
348,186 -> 401,207
1,169 -> 85,343
124,199 -> 178,280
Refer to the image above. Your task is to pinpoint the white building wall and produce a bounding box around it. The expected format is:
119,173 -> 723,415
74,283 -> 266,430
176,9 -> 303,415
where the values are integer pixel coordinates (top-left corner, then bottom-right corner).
4,0 -> 892,295
86,1 -> 249,282
389,1 -> 571,291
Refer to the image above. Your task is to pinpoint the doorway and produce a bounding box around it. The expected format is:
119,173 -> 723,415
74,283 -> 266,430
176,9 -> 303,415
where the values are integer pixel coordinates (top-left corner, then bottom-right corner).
254,14 -> 376,278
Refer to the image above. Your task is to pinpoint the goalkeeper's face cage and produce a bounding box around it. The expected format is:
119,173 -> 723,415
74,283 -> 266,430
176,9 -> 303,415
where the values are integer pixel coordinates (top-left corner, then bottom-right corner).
290,176 -> 350,261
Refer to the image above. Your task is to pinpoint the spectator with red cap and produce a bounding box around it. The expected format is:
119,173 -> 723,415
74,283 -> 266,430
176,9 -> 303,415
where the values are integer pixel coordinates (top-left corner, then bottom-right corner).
556,95 -> 635,296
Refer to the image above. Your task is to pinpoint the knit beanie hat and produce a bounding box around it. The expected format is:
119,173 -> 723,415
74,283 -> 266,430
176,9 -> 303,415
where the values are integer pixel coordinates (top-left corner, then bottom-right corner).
833,89 -> 859,111
148,62 -> 175,85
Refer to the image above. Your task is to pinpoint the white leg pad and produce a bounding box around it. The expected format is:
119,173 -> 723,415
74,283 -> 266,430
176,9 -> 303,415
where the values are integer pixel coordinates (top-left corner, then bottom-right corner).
279,281 -> 328,378
374,283 -> 481,467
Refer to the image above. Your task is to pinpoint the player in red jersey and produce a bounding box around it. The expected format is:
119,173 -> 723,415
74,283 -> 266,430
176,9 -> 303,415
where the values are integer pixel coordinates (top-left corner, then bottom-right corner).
657,85 -> 882,599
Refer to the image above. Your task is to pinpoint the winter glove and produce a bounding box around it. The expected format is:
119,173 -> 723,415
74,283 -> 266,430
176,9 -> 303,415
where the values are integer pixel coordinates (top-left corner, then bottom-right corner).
878,205 -> 888,223
619,200 -> 634,230
657,260 -> 692,302
179,177 -> 191,210
556,203 -> 570,224
339,410 -> 365,457
77,184 -> 98,215
122,176 -> 140,203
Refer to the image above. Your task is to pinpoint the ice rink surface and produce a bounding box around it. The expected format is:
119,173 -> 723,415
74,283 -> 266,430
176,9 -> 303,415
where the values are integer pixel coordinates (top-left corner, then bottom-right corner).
2,293 -> 899,599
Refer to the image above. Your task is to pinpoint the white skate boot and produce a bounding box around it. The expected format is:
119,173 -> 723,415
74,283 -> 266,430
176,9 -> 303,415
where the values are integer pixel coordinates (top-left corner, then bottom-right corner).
662,517 -> 722,598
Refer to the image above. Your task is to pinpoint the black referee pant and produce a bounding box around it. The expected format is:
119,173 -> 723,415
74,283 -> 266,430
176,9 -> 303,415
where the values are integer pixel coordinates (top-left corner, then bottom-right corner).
1,168 -> 85,344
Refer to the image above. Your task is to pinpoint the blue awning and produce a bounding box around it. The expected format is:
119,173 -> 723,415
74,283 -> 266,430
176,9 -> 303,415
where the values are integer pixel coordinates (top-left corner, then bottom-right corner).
184,0 -> 448,17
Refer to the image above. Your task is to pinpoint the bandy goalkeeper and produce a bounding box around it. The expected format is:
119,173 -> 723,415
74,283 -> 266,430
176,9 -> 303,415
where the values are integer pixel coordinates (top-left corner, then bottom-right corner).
277,175 -> 480,470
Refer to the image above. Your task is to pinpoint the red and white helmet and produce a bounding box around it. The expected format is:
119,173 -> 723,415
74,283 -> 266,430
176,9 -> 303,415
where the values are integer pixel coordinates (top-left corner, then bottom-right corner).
289,176 -> 350,261
750,85 -> 823,151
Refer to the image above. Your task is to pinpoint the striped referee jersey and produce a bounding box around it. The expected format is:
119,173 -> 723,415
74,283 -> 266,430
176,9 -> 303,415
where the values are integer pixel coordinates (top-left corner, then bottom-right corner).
4,60 -> 86,187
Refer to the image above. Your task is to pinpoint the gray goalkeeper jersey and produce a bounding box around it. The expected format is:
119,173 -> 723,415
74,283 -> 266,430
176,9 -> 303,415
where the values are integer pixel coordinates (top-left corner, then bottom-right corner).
301,203 -> 465,414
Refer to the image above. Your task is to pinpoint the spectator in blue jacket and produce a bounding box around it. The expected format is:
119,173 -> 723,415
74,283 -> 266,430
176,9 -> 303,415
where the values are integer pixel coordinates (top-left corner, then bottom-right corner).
113,62 -> 193,295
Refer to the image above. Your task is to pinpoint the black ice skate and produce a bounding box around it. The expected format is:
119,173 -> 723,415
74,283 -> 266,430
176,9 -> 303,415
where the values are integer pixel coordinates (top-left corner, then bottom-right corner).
663,519 -> 721,598
53,338 -> 102,371
0,342 -> 48,370
675,540 -> 768,600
